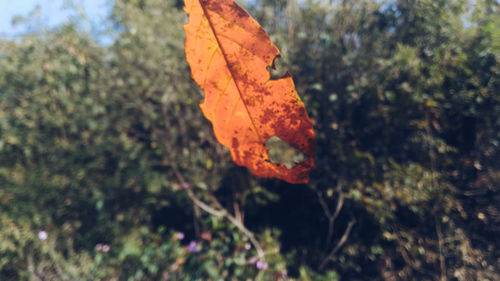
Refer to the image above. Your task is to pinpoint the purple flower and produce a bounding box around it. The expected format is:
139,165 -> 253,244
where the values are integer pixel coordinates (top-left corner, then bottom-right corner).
256,260 -> 268,270
101,244 -> 110,252
38,231 -> 48,240
182,182 -> 190,189
177,232 -> 185,240
244,243 -> 251,250
95,243 -> 110,252
187,240 -> 199,253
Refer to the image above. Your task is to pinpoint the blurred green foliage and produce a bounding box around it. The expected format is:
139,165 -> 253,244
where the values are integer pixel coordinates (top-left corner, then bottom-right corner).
0,0 -> 498,280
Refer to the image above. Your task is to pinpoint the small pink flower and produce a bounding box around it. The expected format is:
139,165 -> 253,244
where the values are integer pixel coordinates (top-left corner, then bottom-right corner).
177,232 -> 185,240
101,244 -> 110,252
256,260 -> 268,270
182,182 -> 189,189
244,243 -> 251,250
96,243 -> 110,252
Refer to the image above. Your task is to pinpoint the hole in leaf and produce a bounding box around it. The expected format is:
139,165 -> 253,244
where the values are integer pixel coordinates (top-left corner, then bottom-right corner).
267,55 -> 289,80
264,135 -> 306,169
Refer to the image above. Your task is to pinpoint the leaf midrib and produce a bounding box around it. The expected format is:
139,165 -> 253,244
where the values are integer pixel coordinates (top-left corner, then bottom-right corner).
197,0 -> 264,143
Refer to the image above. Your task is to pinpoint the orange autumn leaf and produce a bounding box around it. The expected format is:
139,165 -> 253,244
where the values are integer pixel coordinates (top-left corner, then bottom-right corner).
184,0 -> 316,184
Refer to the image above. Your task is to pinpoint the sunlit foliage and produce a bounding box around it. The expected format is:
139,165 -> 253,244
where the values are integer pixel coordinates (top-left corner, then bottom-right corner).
0,0 -> 498,280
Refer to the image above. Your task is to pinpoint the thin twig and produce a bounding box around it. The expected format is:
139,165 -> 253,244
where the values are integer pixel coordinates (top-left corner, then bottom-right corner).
328,193 -> 344,246
233,200 -> 243,223
224,208 -> 265,259
185,186 -> 226,217
172,167 -> 265,259
313,186 -> 332,219
319,217 -> 356,270
192,202 -> 201,237
311,180 -> 345,248
436,216 -> 446,281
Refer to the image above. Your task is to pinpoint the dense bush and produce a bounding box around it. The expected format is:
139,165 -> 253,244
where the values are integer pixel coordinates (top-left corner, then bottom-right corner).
0,0 -> 498,280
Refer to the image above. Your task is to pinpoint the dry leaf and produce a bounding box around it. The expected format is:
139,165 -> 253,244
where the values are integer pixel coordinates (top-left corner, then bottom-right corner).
184,0 -> 315,183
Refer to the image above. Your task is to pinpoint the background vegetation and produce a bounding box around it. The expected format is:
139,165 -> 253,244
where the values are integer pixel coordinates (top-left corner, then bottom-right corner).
0,0 -> 498,280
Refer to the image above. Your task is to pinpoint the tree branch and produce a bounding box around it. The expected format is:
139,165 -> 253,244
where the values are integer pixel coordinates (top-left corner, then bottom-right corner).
319,217 -> 356,270
171,167 -> 265,259
311,179 -> 345,248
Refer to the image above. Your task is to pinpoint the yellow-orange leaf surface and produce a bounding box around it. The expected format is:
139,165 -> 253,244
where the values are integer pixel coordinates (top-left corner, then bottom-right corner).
184,0 -> 315,184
